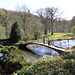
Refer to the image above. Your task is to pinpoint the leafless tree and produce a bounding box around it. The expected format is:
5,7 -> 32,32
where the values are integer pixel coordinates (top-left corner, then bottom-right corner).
16,4 -> 31,41
45,7 -> 61,35
36,7 -> 61,35
36,8 -> 49,35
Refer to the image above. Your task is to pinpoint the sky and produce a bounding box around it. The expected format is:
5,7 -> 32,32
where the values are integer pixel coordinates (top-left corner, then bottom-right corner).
0,0 -> 75,20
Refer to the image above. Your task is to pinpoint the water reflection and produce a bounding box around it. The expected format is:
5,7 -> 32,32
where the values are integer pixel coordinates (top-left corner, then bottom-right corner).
53,40 -> 75,48
24,52 -> 40,61
27,45 -> 59,56
0,53 -> 3,57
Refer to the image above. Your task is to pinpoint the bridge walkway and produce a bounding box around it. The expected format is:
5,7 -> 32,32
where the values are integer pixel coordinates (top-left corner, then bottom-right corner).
19,42 -> 72,53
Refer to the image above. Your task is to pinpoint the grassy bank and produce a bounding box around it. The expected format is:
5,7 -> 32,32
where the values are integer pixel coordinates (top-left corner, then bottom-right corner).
29,33 -> 75,43
0,33 -> 74,44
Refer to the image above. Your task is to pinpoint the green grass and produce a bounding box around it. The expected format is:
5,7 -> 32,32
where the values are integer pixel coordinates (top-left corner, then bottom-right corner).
47,33 -> 72,40
0,33 -> 74,44
28,33 -> 73,43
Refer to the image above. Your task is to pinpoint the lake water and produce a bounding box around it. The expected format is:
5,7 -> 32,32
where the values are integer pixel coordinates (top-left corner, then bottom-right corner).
0,53 -> 3,57
27,45 -> 59,56
53,40 -> 75,48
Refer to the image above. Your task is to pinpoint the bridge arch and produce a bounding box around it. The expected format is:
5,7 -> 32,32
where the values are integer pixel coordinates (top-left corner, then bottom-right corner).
19,42 -> 72,54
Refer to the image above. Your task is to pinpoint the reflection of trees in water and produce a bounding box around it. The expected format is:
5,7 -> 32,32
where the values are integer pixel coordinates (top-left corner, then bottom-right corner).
27,44 -> 59,56
24,51 -> 40,59
53,40 -> 75,48
46,49 -> 52,55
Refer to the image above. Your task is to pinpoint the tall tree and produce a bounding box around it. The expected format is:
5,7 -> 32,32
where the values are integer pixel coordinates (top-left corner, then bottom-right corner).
45,7 -> 60,35
71,25 -> 75,36
16,5 -> 31,41
36,8 -> 49,35
10,21 -> 23,43
61,19 -> 66,32
0,9 -> 10,37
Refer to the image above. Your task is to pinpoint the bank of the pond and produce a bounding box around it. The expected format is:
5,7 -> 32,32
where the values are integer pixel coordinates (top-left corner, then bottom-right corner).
28,33 -> 75,43
17,49 -> 75,75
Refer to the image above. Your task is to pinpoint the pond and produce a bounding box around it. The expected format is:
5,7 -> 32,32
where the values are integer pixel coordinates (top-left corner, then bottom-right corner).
53,40 -> 75,48
0,53 -> 3,57
25,40 -> 75,61
26,44 -> 59,61
27,45 -> 59,56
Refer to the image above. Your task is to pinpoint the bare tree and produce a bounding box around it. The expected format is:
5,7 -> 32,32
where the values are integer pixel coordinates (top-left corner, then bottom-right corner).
45,7 -> 61,35
16,4 -> 31,41
61,19 -> 67,32
36,8 -> 49,35
36,7 -> 61,35
71,16 -> 75,27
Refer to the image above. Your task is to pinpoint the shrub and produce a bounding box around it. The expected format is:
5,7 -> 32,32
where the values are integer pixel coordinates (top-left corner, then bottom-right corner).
71,45 -> 75,49
0,45 -> 3,48
34,31 -> 40,40
10,21 -> 24,43
19,59 -> 75,75
0,46 -> 23,74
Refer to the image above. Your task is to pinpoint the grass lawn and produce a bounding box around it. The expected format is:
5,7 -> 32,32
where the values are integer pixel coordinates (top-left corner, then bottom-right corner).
29,33 -> 74,43
46,33 -> 72,40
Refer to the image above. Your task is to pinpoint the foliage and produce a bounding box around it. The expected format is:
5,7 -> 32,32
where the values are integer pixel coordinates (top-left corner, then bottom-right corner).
34,31 -> 40,40
0,26 -> 6,38
71,26 -> 75,36
0,45 -> 3,48
0,46 -> 23,74
0,8 -> 75,40
0,45 -> 32,74
18,59 -> 75,75
71,45 -> 75,49
17,50 -> 75,75
63,54 -> 75,60
63,50 -> 75,59
10,21 -> 24,43
0,9 -> 10,37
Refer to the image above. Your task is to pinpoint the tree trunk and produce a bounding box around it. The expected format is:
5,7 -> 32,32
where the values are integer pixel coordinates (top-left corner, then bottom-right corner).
51,21 -> 53,35
5,25 -> 8,37
49,24 -> 50,33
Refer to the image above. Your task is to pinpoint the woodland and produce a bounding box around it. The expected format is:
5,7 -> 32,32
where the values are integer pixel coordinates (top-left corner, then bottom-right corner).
0,6 -> 75,41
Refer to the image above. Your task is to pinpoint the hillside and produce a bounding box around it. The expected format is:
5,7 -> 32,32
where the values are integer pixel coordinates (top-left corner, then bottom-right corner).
0,9 -> 44,39
0,9 -> 75,40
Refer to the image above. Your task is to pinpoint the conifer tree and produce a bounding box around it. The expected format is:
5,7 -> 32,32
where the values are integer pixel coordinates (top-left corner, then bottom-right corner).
10,21 -> 23,43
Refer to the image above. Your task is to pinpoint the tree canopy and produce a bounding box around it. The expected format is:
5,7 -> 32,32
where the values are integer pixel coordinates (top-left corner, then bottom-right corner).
10,21 -> 23,43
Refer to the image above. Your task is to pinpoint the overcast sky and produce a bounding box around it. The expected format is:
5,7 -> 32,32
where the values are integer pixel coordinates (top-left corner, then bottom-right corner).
0,0 -> 75,20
